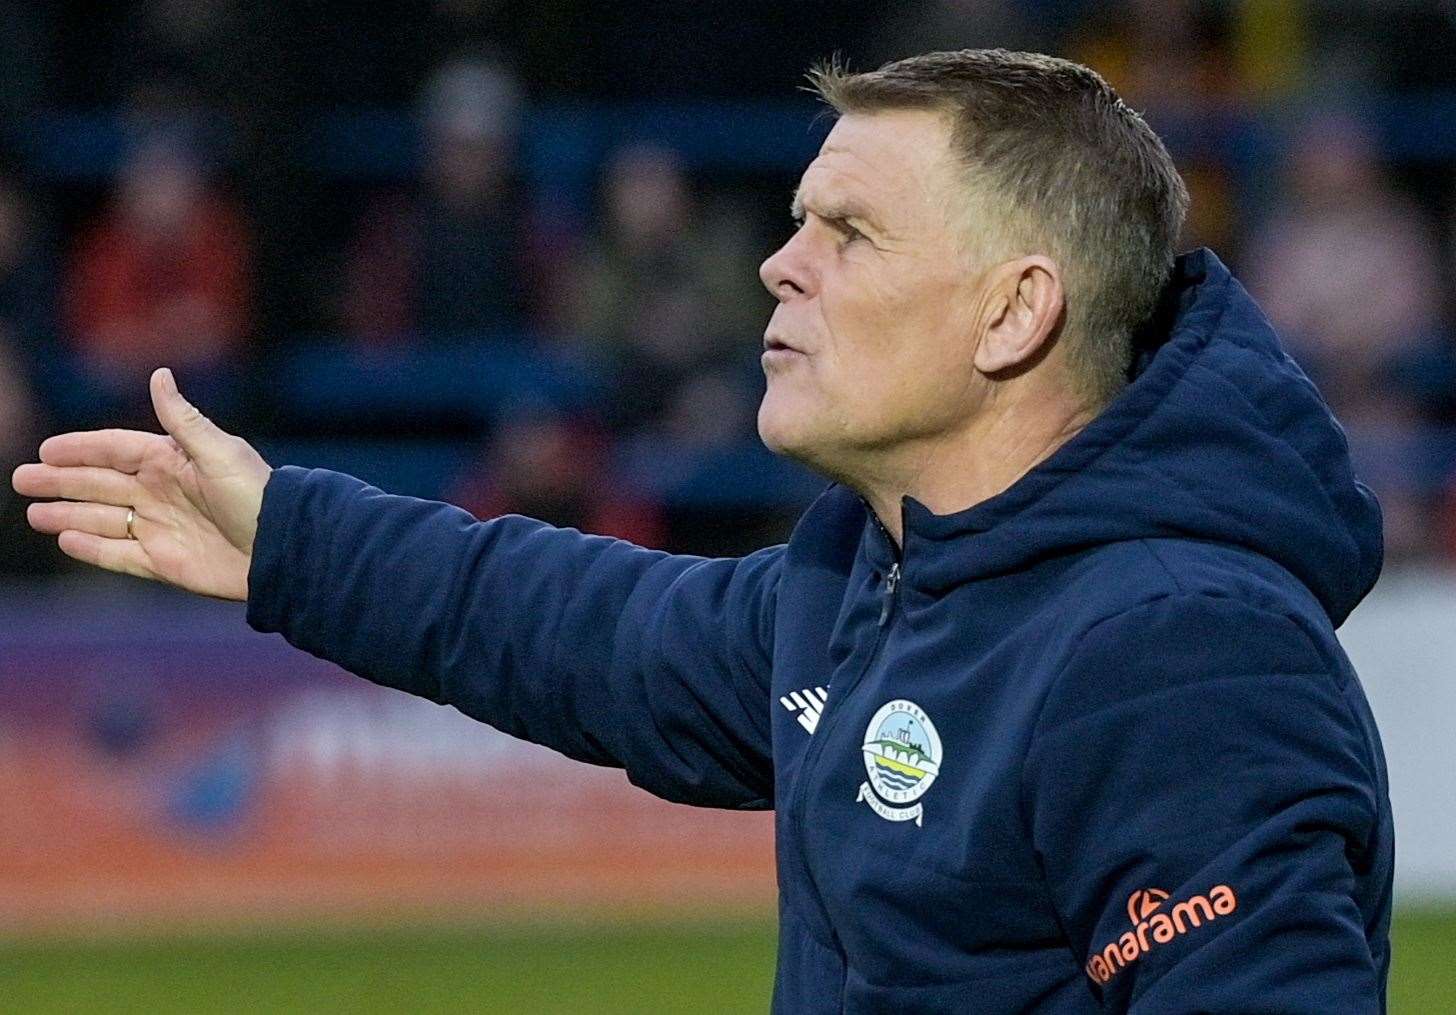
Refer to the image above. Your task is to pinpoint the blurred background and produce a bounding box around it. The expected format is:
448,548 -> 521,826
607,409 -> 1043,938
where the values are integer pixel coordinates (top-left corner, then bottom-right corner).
0,0 -> 1454,1011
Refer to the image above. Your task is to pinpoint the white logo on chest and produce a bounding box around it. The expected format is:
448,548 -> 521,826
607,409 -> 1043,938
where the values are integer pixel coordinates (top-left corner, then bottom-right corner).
779,686 -> 829,734
856,699 -> 942,827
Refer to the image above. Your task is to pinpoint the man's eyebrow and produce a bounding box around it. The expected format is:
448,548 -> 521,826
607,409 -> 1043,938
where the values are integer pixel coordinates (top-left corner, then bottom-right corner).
790,187 -> 884,233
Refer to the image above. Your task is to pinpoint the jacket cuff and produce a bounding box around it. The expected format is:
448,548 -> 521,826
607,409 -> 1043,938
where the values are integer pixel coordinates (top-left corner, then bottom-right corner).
245,464 -> 311,635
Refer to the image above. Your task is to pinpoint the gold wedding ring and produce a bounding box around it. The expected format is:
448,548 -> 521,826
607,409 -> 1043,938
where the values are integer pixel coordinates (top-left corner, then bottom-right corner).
125,507 -> 137,540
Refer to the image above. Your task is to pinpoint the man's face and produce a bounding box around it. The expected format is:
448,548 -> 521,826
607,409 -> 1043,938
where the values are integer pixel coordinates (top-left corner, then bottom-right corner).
757,109 -> 988,478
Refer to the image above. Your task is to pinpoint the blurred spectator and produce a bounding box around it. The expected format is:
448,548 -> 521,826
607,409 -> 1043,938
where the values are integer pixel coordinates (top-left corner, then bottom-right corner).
1244,111 -> 1453,561
343,57 -> 534,343
562,144 -> 766,429
1243,111 -> 1450,426
64,135 -> 251,397
6,4 -> 1456,570
448,408 -> 665,546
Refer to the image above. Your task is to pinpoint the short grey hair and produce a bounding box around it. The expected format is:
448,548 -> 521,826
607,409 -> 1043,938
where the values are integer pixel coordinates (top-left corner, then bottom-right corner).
807,49 -> 1190,406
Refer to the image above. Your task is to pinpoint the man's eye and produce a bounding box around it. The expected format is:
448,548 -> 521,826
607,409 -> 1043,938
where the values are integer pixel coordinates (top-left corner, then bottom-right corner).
835,222 -> 865,247
787,215 -> 863,246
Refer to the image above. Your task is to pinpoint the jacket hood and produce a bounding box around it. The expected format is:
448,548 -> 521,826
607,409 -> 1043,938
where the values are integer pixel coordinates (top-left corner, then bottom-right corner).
888,246 -> 1383,626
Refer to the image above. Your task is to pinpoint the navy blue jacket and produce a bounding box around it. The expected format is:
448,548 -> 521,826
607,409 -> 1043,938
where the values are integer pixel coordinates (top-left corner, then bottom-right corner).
247,247 -> 1392,1012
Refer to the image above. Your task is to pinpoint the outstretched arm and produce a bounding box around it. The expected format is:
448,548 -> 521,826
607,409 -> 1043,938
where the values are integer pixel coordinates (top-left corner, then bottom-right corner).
248,465 -> 780,807
13,369 -> 780,808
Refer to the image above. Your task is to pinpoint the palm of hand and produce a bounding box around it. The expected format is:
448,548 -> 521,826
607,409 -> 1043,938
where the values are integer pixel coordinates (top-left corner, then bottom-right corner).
130,435 -> 261,601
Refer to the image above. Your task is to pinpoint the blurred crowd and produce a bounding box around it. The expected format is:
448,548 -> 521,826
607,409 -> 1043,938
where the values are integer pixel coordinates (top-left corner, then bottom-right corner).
3,0 -> 1456,576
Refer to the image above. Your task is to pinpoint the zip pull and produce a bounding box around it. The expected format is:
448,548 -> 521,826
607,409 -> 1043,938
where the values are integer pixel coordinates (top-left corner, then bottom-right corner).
878,562 -> 901,626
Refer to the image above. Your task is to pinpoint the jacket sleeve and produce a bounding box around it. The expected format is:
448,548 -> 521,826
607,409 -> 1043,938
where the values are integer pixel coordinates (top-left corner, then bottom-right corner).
245,466 -> 781,809
1021,593 -> 1385,1013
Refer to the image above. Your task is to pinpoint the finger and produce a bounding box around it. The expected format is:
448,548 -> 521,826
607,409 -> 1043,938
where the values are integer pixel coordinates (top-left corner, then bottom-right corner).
11,463 -> 140,507
38,429 -> 161,473
27,501 -> 132,539
150,367 -> 230,466
55,530 -> 156,582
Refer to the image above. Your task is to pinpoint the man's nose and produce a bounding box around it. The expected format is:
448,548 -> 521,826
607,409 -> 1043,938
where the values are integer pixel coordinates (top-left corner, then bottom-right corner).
759,236 -> 810,303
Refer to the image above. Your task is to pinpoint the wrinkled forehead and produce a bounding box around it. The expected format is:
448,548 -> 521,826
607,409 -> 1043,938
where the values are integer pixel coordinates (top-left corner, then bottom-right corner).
791,109 -> 961,231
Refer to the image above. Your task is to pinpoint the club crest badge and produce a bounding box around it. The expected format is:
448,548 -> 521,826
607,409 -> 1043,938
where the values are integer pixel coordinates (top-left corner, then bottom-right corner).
856,699 -> 941,827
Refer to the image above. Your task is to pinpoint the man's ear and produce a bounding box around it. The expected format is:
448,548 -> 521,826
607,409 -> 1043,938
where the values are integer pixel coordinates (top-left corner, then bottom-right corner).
972,255 -> 1064,375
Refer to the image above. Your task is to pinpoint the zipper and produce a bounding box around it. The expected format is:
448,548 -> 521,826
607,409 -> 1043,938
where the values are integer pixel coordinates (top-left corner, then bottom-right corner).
804,561 -> 899,785
796,520 -> 902,803
877,562 -> 901,626
786,551 -> 903,943
792,566 -> 896,808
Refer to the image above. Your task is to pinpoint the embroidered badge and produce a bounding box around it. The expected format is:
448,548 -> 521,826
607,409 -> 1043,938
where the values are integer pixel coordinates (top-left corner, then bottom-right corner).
856,699 -> 941,827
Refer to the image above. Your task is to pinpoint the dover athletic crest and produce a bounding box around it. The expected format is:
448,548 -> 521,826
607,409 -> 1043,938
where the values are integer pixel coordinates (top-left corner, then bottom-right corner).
857,699 -> 942,827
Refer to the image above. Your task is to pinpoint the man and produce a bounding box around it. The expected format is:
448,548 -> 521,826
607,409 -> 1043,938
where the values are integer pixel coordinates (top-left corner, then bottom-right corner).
12,50 -> 1391,1013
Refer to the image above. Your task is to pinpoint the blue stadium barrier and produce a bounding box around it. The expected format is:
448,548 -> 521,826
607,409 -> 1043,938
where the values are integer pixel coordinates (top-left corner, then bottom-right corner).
315,100 -> 833,212
250,438 -> 479,501
14,90 -> 1456,194
264,337 -> 610,427
8,111 -> 227,181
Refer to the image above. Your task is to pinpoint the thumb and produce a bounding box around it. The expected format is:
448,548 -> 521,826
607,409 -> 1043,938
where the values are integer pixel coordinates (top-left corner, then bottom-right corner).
150,367 -> 229,464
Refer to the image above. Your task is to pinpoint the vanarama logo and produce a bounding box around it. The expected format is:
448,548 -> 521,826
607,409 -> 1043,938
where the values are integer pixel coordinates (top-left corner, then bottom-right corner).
1085,885 -> 1238,986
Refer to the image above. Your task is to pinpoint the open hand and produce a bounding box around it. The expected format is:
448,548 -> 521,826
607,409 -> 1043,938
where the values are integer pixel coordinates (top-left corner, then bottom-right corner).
11,368 -> 272,601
